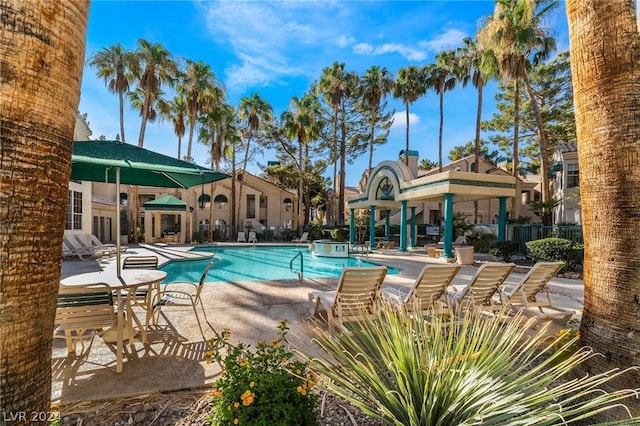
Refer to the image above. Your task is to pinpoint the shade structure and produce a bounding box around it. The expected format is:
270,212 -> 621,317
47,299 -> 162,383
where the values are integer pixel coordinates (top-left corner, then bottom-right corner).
143,194 -> 188,211
71,140 -> 229,276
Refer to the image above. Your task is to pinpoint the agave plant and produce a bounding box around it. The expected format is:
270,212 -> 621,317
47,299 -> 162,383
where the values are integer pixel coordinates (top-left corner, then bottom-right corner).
310,302 -> 639,425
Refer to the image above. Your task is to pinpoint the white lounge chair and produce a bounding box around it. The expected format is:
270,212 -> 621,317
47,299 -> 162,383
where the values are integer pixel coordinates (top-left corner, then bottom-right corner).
292,232 -> 309,243
91,234 -> 127,254
502,261 -> 575,322
75,234 -> 114,257
248,231 -> 258,243
381,264 -> 461,314
448,262 -> 516,316
237,232 -> 246,242
63,236 -> 103,260
308,266 -> 387,331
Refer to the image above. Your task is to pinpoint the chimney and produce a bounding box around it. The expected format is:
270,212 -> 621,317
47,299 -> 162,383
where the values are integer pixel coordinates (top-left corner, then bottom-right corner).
399,150 -> 419,177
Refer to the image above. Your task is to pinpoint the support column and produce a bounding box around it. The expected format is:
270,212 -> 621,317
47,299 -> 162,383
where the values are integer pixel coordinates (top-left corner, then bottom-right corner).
385,210 -> 391,242
399,200 -> 407,252
410,206 -> 416,248
349,208 -> 355,244
369,205 -> 376,249
498,197 -> 507,242
442,193 -> 455,259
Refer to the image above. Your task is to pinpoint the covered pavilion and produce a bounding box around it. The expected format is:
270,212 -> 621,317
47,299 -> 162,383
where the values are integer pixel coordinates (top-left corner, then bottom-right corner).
347,156 -> 517,260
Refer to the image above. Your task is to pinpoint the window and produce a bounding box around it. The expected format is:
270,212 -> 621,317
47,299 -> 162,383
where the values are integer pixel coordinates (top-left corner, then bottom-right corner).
259,195 -> 267,208
567,163 -> 579,188
65,190 -> 83,230
246,195 -> 256,218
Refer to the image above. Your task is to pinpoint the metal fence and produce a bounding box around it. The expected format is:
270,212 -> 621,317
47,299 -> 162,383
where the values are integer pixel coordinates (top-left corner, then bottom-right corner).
507,224 -> 583,256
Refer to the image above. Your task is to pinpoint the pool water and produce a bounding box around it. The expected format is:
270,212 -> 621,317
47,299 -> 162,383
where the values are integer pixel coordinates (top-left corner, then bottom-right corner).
160,245 -> 397,283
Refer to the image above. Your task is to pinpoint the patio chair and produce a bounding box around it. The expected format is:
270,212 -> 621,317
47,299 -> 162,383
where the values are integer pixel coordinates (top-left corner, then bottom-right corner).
91,234 -> 127,254
501,261 -> 575,323
153,260 -> 216,338
448,262 -> 516,316
75,234 -> 114,257
122,255 -> 160,327
381,264 -> 461,314
237,232 -> 246,242
248,231 -> 258,243
54,283 -> 116,354
292,232 -> 309,243
63,235 -> 103,260
308,266 -> 388,331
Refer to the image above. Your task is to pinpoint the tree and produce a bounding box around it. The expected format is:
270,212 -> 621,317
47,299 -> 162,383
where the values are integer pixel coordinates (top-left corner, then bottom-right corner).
88,43 -> 133,143
158,94 -> 187,159
236,93 -> 273,230
418,158 -> 438,170
181,59 -> 223,162
129,39 -> 177,241
448,141 -> 498,163
1,0 -> 89,417
425,50 -> 464,171
566,0 -> 640,388
479,0 -> 558,216
359,66 -> 395,172
393,66 -> 427,166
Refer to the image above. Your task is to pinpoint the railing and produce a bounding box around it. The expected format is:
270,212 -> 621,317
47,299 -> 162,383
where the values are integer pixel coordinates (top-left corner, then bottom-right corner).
289,251 -> 304,282
507,224 -> 583,255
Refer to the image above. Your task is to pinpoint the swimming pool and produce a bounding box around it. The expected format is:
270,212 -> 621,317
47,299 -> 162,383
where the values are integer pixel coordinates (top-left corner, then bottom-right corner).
160,245 -> 397,283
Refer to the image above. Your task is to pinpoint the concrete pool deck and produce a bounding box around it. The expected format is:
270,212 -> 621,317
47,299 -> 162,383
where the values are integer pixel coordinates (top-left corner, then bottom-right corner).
53,243 -> 584,405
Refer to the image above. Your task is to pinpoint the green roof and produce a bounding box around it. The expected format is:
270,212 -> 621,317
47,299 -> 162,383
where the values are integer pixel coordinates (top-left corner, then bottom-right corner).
143,195 -> 187,211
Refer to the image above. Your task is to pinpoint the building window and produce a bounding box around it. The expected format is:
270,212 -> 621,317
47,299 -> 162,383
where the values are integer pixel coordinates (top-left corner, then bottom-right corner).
259,195 -> 267,208
247,195 -> 256,218
567,163 -> 579,188
65,190 -> 83,230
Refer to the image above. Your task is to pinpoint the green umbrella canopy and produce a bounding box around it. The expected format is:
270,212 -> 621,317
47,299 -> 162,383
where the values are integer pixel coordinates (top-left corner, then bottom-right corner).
71,140 -> 228,188
143,194 -> 187,211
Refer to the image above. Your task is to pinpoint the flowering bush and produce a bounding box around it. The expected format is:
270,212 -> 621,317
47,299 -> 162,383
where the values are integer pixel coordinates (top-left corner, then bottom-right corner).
205,320 -> 318,425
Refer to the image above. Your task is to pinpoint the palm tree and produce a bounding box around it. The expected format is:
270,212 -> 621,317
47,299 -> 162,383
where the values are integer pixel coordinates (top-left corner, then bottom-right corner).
393,65 -> 427,166
236,93 -> 273,229
360,66 -> 395,172
199,103 -> 237,241
158,94 -> 187,159
1,0 -> 89,415
478,0 -> 557,217
129,39 -> 177,241
458,36 -> 498,222
88,43 -> 132,143
566,0 -> 640,386
181,59 -> 224,162
425,50 -> 465,171
282,94 -> 322,229
317,62 -> 348,224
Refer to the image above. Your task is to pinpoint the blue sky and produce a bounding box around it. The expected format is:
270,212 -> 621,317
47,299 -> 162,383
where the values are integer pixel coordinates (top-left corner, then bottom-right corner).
79,0 -> 569,187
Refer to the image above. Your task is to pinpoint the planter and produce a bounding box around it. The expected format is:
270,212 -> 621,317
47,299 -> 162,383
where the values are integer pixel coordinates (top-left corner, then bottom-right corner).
455,246 -> 474,265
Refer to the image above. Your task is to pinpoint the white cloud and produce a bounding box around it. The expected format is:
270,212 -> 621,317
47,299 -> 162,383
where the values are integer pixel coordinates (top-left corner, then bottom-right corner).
336,34 -> 355,48
391,111 -> 420,129
421,28 -> 467,52
353,43 -> 373,55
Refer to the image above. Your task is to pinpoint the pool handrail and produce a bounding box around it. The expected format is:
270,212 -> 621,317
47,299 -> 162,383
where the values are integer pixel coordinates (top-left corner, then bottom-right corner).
290,251 -> 304,282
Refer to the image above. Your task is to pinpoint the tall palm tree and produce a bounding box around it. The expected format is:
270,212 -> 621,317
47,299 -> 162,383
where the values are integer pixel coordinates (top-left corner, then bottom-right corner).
199,103 -> 237,241
236,93 -> 273,229
393,65 -> 427,166
1,0 -> 89,415
479,0 -> 557,217
566,0 -> 640,386
282,94 -> 322,229
158,94 -> 187,159
181,59 -> 224,162
129,39 -> 177,241
360,66 -> 395,172
88,43 -> 132,143
317,62 -> 348,224
425,50 -> 465,171
458,36 -> 498,222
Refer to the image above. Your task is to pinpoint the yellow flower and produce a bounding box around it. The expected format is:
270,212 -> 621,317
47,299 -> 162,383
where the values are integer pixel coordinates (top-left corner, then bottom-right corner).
234,402 -> 240,408
242,396 -> 253,406
227,405 -> 231,411
257,339 -> 265,346
274,342 -> 282,349
250,381 -> 255,388
271,338 -> 279,345
301,388 -> 307,396
296,386 -> 303,393
234,419 -> 238,425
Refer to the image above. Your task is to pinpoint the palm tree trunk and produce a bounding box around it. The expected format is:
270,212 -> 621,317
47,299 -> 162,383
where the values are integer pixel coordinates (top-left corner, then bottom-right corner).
1,0 -> 88,415
119,90 -> 126,142
567,0 -> 640,386
438,91 -> 444,172
177,135 -> 182,159
186,118 -> 195,161
236,136 -> 251,231
368,118 -> 375,172
404,103 -> 410,166
332,109 -> 338,225
512,79 -> 520,219
208,182 -> 215,242
473,79 -> 484,223
231,146 -> 237,239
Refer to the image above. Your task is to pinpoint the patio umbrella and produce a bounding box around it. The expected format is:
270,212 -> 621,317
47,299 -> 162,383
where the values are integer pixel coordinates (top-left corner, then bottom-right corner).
71,140 -> 229,276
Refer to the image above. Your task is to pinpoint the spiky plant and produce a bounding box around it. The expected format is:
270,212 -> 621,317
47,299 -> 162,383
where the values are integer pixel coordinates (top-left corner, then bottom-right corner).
310,302 -> 639,425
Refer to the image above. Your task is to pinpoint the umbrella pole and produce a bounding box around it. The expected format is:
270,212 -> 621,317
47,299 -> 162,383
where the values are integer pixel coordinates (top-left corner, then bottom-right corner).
116,167 -> 122,278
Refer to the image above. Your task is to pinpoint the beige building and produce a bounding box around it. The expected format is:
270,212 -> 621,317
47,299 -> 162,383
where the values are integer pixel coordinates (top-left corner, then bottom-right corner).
551,142 -> 581,224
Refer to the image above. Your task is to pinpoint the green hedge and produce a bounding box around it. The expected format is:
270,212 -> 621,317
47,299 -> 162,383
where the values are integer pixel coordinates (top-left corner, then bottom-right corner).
525,238 -> 583,272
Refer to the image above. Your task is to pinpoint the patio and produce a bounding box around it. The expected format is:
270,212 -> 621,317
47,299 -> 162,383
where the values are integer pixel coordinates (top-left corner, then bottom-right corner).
53,244 -> 584,405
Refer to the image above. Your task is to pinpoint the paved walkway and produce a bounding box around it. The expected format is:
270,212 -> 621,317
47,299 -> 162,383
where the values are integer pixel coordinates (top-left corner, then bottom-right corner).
53,244 -> 584,404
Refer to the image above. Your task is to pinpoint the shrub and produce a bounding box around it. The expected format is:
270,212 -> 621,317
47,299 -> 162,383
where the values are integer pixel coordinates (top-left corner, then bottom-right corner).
206,321 -> 318,425
310,302 -> 640,425
468,232 -> 496,253
489,240 -> 520,261
329,227 -> 349,241
525,237 -> 585,271
192,231 -> 207,244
